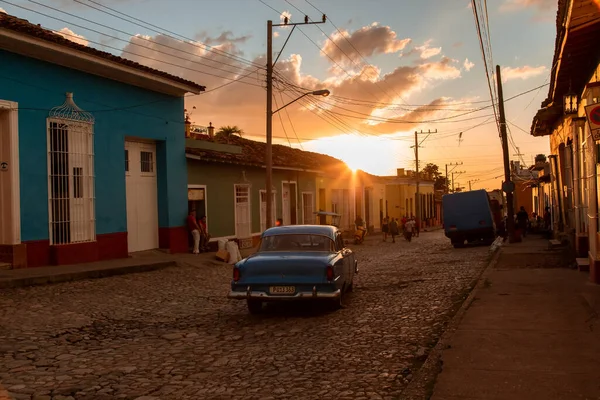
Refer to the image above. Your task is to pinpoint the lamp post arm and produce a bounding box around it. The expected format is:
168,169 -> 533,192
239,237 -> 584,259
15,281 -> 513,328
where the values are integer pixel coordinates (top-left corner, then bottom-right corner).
273,92 -> 308,114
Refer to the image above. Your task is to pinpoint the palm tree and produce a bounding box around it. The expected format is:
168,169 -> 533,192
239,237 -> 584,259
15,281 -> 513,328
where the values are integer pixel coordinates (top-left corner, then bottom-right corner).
216,125 -> 243,138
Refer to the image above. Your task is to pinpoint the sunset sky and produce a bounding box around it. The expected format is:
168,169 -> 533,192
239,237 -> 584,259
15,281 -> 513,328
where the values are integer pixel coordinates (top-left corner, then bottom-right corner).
0,0 -> 558,190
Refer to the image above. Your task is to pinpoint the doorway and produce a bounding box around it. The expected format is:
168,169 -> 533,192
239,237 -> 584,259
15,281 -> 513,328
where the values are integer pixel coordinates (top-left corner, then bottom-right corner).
282,182 -> 297,225
0,101 -> 20,247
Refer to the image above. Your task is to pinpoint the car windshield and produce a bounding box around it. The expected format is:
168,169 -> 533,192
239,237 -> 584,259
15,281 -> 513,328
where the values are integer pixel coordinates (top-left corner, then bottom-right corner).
259,234 -> 335,252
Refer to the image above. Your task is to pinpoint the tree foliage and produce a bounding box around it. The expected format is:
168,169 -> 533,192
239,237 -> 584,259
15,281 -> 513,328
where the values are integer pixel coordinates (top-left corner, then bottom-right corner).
216,125 -> 244,138
421,163 -> 448,192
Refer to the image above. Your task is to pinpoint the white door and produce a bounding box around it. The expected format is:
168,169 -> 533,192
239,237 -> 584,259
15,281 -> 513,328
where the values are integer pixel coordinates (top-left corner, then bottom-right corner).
68,123 -> 94,243
125,141 -> 158,253
235,185 -> 251,238
0,106 -> 20,245
260,190 -> 276,231
282,183 -> 291,225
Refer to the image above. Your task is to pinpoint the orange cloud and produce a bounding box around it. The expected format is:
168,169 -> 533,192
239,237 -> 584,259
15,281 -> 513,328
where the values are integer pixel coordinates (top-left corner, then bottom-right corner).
500,0 -> 555,12
322,23 -> 411,66
120,31 -> 464,141
501,65 -> 547,82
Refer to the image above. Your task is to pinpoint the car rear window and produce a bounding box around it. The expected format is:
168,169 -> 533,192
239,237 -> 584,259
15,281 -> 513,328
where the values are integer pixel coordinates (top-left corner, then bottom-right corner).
259,234 -> 335,252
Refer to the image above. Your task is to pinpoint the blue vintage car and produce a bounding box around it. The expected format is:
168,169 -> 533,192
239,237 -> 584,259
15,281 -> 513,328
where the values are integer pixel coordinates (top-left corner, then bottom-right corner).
228,225 -> 358,314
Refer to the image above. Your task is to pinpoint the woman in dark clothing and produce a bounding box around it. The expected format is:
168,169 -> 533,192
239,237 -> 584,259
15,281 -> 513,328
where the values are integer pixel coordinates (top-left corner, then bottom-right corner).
516,206 -> 529,237
382,217 -> 389,242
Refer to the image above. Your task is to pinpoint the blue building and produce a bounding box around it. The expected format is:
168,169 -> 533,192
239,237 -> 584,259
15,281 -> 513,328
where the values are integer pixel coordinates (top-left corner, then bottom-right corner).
0,13 -> 204,268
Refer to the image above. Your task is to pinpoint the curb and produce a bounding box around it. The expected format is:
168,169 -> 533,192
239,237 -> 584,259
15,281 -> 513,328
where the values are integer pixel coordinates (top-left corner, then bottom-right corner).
400,246 -> 502,399
0,261 -> 177,289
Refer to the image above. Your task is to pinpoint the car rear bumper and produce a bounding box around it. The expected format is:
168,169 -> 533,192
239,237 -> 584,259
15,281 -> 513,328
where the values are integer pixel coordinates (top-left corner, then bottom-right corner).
228,286 -> 341,300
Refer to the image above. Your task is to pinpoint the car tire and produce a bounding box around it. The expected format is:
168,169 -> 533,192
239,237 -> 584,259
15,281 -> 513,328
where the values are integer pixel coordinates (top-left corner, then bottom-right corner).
347,279 -> 354,292
247,299 -> 263,314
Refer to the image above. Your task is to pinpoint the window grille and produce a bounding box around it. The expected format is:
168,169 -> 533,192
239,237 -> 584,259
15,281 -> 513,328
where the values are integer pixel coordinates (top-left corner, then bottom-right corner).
125,150 -> 129,173
141,151 -> 154,173
47,93 -> 95,245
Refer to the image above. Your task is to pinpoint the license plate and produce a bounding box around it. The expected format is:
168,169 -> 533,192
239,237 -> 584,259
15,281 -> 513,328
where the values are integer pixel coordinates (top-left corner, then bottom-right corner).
269,286 -> 295,294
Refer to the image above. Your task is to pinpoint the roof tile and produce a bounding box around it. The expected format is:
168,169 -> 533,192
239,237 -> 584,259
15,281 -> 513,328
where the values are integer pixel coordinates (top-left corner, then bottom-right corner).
0,12 -> 205,93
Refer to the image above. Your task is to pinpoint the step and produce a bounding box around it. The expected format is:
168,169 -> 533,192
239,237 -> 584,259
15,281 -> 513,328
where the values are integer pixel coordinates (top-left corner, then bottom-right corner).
548,239 -> 564,250
576,258 -> 590,272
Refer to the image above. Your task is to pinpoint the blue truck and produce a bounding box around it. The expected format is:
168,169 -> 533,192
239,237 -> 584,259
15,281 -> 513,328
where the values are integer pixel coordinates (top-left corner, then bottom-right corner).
442,189 -> 497,248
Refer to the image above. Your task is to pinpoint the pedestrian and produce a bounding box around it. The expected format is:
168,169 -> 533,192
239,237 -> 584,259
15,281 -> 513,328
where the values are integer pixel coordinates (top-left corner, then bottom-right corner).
543,207 -> 551,231
389,218 -> 399,243
516,206 -> 529,237
198,215 -> 210,252
382,216 -> 389,242
187,210 -> 201,254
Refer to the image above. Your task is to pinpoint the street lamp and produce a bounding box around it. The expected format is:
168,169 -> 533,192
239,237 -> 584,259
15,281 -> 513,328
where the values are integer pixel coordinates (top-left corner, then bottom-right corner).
265,88 -> 330,229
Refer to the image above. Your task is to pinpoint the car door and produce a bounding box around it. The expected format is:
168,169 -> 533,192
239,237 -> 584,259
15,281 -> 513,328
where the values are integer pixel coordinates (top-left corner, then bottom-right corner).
336,232 -> 351,286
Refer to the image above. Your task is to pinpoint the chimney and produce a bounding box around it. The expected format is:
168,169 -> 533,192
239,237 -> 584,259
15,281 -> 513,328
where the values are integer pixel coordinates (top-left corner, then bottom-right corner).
397,168 -> 405,177
207,122 -> 215,139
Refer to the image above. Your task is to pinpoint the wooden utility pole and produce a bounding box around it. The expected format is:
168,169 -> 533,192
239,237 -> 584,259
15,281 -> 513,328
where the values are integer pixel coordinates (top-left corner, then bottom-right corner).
413,129 -> 437,224
445,162 -> 463,193
496,65 -> 517,242
468,179 -> 480,191
265,15 -> 326,229
266,20 -> 273,229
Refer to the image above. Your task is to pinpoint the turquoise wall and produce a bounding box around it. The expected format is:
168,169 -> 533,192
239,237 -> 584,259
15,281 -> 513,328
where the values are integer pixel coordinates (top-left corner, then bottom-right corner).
0,50 -> 188,241
186,160 -> 317,238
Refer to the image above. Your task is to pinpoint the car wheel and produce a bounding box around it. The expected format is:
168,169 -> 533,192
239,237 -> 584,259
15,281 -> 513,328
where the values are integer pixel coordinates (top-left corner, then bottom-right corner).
247,299 -> 263,314
347,279 -> 354,292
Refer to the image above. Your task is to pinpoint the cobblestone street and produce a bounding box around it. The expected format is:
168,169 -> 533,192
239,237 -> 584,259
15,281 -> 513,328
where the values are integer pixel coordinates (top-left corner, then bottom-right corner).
0,231 -> 490,400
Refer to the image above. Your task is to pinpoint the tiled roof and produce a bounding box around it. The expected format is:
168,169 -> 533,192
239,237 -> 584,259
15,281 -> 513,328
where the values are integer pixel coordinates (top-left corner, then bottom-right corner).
186,134 -> 348,172
0,12 -> 205,93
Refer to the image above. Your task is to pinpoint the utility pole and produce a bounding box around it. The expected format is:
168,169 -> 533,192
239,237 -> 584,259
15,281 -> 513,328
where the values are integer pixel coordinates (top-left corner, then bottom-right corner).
451,171 -> 465,192
468,179 -> 480,191
266,20 -> 273,230
265,15 -> 326,229
445,162 -> 463,193
412,129 -> 437,227
496,65 -> 517,242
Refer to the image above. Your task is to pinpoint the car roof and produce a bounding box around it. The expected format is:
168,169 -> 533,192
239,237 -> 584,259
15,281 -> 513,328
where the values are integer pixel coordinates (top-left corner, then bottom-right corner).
262,225 -> 338,239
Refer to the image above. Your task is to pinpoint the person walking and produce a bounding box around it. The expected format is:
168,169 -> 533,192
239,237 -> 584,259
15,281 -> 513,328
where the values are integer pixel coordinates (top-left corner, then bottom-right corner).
382,217 -> 389,242
389,218 -> 399,243
516,206 -> 529,237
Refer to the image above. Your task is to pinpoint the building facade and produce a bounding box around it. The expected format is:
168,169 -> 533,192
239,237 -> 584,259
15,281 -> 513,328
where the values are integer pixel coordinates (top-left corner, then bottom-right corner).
0,13 -> 204,268
529,0 -> 600,283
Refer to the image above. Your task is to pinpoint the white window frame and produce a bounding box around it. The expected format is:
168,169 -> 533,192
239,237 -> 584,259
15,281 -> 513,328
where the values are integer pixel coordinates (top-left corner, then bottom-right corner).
234,184 -> 252,238
188,184 -> 208,232
47,117 -> 96,245
259,189 -> 277,232
302,191 -> 315,224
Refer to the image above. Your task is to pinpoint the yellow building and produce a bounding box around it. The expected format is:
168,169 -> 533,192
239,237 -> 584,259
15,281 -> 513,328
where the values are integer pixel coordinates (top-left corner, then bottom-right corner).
383,168 -> 436,228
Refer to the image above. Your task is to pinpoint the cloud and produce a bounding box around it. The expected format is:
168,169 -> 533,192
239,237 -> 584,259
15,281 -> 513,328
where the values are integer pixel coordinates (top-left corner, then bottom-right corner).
0,7 -> 6,13
413,40 -> 442,59
463,58 -> 475,71
195,31 -> 251,46
322,23 -> 411,66
119,31 -> 463,140
273,31 -> 280,38
56,27 -> 88,46
501,65 -> 546,81
500,0 -> 555,12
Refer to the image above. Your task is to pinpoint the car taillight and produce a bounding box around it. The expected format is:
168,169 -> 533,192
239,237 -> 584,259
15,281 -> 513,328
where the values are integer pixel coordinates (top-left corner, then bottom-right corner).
233,267 -> 240,282
326,265 -> 334,281
449,225 -> 456,229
